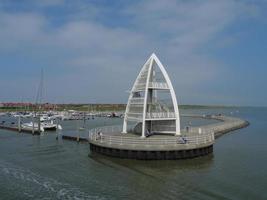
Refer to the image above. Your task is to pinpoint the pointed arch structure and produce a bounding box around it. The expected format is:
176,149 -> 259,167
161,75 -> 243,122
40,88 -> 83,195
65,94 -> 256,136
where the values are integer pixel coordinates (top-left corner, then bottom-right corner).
122,53 -> 181,138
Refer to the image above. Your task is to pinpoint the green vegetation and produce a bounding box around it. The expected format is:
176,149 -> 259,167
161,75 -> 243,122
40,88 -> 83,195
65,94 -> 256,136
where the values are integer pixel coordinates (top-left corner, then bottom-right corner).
0,103 -> 244,113
0,104 -> 126,112
57,104 -> 126,112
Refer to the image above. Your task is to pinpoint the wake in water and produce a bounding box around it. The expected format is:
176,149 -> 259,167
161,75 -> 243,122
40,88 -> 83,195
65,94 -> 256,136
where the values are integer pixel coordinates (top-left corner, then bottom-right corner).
0,160 -> 106,200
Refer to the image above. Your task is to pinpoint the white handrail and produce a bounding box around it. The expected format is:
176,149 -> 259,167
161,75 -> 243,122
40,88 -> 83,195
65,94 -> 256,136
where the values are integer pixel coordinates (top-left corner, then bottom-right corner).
88,125 -> 214,147
148,82 -> 169,89
146,112 -> 176,119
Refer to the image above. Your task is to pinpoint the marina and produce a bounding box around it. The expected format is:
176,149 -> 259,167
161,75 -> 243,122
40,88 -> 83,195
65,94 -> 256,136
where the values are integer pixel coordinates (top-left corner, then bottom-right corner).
0,0 -> 266,199
0,110 -> 122,134
0,54 -> 250,161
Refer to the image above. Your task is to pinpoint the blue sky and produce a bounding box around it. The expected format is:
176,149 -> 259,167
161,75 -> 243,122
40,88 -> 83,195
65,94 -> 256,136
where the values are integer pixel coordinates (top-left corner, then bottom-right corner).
0,0 -> 266,106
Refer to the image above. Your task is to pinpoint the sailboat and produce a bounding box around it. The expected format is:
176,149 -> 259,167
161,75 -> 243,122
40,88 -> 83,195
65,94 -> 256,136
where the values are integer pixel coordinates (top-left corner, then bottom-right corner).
22,69 -> 62,132
78,112 -> 86,131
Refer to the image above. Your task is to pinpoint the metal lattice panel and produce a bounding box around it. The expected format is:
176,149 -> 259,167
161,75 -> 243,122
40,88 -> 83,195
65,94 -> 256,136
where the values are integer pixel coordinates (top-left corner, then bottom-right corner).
123,53 -> 180,137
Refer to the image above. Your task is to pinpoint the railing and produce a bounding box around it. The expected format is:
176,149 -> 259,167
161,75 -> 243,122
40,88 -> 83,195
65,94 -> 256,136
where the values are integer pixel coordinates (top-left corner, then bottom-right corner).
148,82 -> 169,89
88,126 -> 214,147
88,125 -> 123,135
185,115 -> 248,134
146,112 -> 176,119
133,83 -> 146,91
127,112 -> 143,120
133,82 -> 170,91
130,98 -> 144,104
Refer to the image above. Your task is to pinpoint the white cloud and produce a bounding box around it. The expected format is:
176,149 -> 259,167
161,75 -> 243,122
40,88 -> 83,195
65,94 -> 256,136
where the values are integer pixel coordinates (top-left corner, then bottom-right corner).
0,0 -> 264,104
0,13 -> 46,51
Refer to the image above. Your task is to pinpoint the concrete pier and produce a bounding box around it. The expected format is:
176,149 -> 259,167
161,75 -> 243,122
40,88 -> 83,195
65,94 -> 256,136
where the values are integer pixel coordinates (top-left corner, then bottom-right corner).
88,115 -> 249,160
183,114 -> 249,138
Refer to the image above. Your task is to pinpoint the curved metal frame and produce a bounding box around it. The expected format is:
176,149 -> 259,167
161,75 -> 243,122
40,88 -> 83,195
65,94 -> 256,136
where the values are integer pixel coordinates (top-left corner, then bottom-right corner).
123,53 -> 181,137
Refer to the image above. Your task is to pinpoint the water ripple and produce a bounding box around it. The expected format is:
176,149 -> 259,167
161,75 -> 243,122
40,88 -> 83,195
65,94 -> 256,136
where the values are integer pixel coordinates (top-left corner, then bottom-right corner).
0,160 -> 106,200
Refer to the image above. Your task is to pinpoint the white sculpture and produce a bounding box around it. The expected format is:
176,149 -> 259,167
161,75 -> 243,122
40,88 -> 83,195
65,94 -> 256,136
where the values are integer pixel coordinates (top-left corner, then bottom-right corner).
123,53 -> 180,138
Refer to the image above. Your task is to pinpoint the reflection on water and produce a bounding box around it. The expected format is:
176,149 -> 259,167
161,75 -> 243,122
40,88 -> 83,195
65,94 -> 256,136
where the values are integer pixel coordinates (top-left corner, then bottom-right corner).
89,152 -> 214,173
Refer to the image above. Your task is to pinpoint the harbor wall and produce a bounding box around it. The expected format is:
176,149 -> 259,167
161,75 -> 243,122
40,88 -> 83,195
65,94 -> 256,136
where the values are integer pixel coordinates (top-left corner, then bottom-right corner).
90,143 -> 213,160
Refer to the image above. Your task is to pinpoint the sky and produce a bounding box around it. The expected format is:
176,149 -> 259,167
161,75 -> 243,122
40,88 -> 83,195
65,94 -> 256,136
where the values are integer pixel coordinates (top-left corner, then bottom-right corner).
0,0 -> 266,106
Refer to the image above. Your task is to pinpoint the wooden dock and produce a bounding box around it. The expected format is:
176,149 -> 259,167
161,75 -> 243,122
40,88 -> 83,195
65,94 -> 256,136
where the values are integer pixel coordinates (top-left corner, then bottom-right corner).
61,135 -> 88,142
0,124 -> 41,135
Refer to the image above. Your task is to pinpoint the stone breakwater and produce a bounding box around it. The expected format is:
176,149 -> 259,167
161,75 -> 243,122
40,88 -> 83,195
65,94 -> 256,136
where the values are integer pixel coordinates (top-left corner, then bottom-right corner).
182,114 -> 249,138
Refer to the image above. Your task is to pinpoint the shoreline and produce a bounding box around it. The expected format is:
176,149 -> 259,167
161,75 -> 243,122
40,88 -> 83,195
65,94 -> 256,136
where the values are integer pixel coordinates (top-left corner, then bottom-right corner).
0,104 -> 263,113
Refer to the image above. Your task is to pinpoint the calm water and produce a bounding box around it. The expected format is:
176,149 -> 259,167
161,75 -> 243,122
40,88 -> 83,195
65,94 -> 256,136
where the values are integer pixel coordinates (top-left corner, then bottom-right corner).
0,108 -> 266,200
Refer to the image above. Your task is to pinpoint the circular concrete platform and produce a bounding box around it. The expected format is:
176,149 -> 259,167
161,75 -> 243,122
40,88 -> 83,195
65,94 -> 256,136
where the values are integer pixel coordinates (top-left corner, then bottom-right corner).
88,130 -> 214,160
87,115 -> 249,160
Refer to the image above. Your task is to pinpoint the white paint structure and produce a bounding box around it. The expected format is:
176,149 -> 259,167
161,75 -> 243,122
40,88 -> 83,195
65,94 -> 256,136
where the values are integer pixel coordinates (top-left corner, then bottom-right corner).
122,53 -> 181,138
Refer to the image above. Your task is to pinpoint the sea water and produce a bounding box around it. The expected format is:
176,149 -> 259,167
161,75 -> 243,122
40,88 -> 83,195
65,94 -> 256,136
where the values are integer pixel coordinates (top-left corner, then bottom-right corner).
0,107 -> 266,200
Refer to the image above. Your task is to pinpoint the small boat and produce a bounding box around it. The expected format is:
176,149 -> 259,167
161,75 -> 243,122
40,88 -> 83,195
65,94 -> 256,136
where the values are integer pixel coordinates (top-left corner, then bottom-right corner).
21,120 -> 62,132
21,122 -> 44,132
42,120 -> 62,131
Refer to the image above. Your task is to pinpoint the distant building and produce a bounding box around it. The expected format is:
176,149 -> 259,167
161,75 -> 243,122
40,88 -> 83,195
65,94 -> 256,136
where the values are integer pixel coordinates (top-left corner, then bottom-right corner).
0,102 -> 33,108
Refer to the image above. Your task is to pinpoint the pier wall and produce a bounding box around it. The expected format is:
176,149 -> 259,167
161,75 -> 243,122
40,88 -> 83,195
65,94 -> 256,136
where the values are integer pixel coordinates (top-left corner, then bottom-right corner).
90,143 -> 213,160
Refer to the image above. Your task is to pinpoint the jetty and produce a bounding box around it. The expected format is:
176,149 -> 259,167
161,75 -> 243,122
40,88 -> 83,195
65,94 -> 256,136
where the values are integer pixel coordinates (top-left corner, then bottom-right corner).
86,114 -> 248,160
86,54 -> 249,160
184,114 -> 249,138
0,116 -> 43,135
0,124 -> 42,135
61,114 -> 249,142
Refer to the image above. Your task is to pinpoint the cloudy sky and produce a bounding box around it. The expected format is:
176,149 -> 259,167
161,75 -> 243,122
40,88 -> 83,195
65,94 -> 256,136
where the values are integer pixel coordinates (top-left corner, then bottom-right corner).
0,0 -> 266,106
